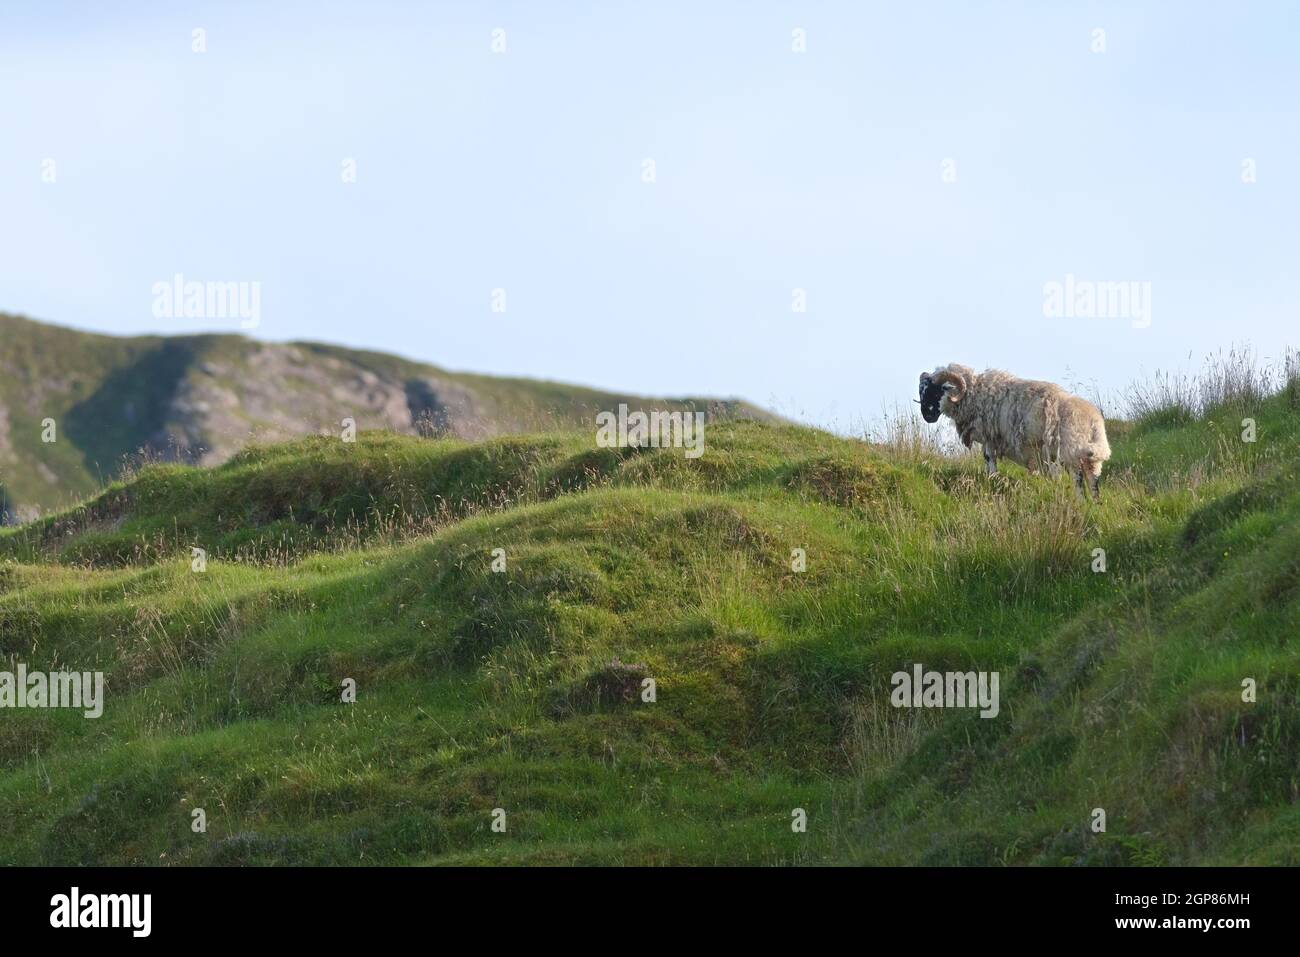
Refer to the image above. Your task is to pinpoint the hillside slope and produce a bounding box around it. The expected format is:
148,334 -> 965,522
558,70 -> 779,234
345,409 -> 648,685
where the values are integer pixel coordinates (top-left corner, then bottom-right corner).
0,376 -> 1296,865
0,313 -> 772,519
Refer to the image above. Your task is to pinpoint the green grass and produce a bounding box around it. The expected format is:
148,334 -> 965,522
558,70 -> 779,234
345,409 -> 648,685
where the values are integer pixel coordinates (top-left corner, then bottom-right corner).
0,378 -> 1297,865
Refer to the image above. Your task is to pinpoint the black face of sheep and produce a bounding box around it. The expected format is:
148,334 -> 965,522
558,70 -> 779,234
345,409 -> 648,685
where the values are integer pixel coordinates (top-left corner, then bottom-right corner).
918,374 -> 944,423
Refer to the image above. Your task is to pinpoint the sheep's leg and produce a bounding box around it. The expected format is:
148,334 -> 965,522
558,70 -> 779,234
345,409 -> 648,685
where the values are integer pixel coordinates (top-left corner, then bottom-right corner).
1090,471 -> 1102,503
983,446 -> 997,476
1072,469 -> 1087,500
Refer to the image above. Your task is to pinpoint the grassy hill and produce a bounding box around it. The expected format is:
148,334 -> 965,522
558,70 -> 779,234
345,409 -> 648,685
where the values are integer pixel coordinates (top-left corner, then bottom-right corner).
0,359 -> 1297,865
0,313 -> 771,520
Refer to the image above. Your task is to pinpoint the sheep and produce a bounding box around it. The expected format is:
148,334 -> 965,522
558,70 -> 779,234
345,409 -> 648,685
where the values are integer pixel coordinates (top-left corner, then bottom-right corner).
917,363 -> 1111,501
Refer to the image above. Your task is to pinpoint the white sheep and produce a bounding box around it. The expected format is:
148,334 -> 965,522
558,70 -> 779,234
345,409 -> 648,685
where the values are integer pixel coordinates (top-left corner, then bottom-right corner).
918,364 -> 1111,501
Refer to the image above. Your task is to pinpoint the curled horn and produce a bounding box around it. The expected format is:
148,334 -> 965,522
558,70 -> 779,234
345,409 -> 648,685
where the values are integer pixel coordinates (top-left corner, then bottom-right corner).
930,369 -> 967,402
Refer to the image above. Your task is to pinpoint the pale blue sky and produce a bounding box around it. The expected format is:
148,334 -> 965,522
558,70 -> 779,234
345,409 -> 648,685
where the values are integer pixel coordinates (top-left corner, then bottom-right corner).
2,1 -> 1297,429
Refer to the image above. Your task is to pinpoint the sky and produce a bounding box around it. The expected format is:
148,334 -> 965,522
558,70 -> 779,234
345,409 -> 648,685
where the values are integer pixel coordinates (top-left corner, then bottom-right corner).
2,0 -> 1297,432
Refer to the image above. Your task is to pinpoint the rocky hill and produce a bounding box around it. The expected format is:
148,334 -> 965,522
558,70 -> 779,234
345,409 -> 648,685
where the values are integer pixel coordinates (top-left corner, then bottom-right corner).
0,313 -> 771,520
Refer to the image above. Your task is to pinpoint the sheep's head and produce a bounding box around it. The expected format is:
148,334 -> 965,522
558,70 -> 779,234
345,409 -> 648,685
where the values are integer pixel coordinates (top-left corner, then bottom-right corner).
918,373 -> 943,422
917,368 -> 967,423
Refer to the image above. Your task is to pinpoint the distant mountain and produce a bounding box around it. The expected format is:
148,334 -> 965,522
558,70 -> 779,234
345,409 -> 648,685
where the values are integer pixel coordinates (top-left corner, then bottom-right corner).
0,313 -> 774,520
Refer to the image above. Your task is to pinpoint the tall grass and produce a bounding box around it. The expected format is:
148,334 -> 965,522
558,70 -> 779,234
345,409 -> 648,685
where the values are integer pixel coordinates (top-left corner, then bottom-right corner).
865,400 -> 971,463
1124,345 -> 1299,427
